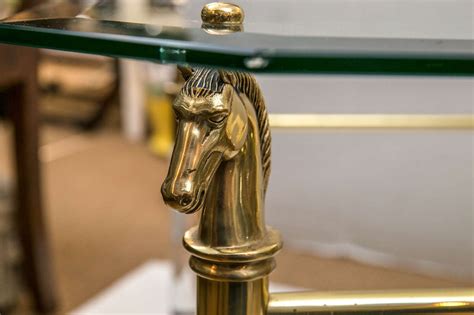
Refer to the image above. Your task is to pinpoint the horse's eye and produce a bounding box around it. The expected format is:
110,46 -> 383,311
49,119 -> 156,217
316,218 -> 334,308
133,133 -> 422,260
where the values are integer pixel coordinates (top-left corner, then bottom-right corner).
209,114 -> 226,125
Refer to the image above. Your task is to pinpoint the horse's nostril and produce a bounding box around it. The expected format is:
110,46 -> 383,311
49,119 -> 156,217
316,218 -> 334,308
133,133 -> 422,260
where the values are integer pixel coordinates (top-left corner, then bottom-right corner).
180,196 -> 193,207
184,169 -> 197,176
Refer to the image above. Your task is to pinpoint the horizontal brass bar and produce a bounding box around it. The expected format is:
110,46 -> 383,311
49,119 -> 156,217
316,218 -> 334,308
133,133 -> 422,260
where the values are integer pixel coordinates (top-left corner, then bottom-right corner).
267,288 -> 474,314
269,114 -> 474,129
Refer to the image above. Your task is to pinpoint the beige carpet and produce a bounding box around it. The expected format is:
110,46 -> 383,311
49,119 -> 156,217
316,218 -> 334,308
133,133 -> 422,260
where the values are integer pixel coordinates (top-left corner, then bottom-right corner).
0,124 -> 470,314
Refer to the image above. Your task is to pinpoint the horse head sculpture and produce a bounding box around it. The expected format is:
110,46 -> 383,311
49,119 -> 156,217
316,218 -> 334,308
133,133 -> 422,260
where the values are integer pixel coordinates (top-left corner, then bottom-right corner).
161,66 -> 273,248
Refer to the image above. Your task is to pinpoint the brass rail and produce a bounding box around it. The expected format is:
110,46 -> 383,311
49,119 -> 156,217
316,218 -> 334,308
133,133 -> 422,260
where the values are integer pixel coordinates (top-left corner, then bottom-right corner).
269,114 -> 474,129
267,288 -> 474,314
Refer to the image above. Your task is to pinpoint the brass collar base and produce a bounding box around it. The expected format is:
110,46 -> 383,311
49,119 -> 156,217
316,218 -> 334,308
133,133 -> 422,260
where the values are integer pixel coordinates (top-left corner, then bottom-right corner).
185,226 -> 282,281
183,226 -> 282,263
190,256 -> 276,282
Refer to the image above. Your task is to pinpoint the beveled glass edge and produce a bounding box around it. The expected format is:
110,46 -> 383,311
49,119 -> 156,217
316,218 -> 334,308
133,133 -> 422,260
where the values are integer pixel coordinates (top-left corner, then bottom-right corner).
0,18 -> 473,76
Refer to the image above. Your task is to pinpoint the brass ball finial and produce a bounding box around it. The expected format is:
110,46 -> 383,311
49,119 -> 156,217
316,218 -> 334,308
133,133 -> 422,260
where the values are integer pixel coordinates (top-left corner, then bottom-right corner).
201,2 -> 244,34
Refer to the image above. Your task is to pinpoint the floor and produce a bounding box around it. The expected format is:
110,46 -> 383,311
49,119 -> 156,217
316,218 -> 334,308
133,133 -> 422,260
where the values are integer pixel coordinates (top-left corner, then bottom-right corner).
0,122 -> 470,314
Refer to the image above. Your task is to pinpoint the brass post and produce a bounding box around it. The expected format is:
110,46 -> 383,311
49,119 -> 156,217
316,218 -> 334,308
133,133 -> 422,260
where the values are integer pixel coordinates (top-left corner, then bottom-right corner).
184,224 -> 281,315
197,277 -> 269,315
162,65 -> 282,314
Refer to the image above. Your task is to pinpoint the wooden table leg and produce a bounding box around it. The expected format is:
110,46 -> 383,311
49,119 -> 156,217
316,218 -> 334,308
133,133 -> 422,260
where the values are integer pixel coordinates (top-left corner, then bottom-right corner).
6,55 -> 57,313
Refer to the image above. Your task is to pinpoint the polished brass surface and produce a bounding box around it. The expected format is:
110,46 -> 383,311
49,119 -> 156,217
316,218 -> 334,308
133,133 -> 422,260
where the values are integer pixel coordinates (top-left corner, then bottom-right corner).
198,276 -> 269,315
201,2 -> 244,34
269,114 -> 474,129
267,288 -> 474,314
183,225 -> 281,263
201,2 -> 244,25
189,256 -> 276,282
161,67 -> 281,315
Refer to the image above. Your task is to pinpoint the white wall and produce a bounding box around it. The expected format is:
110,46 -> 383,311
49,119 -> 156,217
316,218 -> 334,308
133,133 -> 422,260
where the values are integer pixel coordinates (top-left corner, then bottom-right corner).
187,0 -> 473,39
259,75 -> 473,281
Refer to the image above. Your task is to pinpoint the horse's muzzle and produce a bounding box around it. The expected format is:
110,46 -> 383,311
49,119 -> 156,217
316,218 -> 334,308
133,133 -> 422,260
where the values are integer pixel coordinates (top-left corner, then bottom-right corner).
161,178 -> 198,213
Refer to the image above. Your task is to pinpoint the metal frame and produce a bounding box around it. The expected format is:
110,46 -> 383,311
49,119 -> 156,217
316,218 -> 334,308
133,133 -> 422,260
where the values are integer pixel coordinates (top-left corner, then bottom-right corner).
159,3 -> 474,315
161,66 -> 474,315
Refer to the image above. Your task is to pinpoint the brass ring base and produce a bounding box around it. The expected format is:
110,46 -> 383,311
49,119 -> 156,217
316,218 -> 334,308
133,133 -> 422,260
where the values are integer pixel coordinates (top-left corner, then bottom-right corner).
183,226 -> 282,263
190,256 -> 276,281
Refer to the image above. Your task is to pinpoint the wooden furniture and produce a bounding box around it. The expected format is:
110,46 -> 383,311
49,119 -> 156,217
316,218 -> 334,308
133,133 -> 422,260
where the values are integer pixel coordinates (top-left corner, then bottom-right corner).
0,1 -> 58,312
39,51 -> 120,131
0,43 -> 57,314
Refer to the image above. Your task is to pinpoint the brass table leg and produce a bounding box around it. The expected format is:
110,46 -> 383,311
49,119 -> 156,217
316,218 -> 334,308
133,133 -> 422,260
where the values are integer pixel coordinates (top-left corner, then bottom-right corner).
161,66 -> 281,315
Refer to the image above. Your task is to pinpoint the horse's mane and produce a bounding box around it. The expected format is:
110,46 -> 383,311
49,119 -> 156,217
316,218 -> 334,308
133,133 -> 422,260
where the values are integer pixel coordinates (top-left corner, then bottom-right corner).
182,68 -> 271,194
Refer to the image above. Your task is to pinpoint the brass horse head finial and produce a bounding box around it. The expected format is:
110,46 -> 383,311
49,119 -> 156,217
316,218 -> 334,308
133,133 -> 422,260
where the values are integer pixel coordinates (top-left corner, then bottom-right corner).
161,66 -> 271,217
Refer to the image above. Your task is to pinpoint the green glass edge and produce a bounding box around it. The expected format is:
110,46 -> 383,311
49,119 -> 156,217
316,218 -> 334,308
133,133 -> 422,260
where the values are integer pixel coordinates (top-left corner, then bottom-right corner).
0,23 -> 473,76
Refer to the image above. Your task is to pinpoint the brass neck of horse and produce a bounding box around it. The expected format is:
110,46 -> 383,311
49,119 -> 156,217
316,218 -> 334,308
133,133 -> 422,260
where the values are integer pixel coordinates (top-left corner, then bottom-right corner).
199,92 -> 266,248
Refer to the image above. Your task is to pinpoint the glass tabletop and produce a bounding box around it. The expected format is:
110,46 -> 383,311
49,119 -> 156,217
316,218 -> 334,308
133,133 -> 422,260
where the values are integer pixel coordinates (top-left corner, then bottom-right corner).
0,0 -> 473,75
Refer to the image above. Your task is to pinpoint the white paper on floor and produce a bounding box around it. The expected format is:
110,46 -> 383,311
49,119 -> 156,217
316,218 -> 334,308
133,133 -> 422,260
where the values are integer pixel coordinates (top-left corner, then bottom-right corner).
71,260 -> 304,315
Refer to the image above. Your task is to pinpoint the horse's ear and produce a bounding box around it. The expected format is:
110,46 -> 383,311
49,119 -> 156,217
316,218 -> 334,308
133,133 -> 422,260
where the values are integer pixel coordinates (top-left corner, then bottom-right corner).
218,69 -> 236,85
221,82 -> 233,104
177,66 -> 194,80
223,85 -> 247,159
